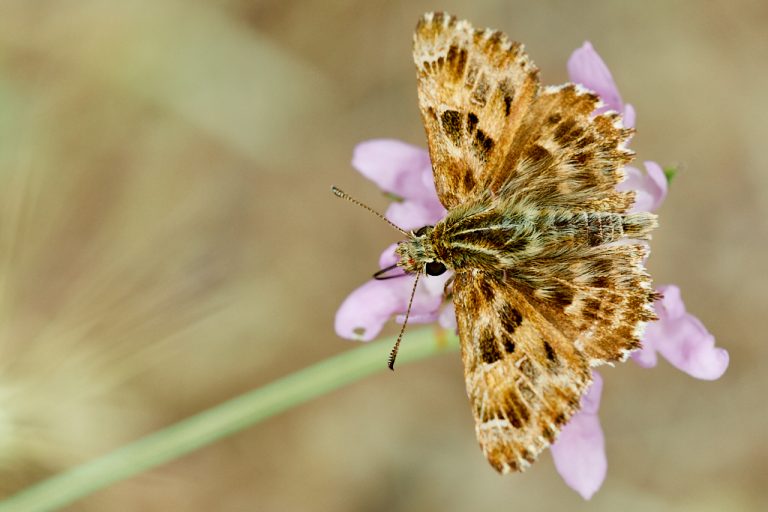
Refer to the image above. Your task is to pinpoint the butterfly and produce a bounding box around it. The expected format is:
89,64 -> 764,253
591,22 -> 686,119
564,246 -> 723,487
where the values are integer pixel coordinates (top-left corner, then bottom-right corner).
392,12 -> 659,473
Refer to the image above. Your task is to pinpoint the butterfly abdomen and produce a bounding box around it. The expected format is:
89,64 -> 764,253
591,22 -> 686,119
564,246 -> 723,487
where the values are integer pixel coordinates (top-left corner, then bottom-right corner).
541,210 -> 657,249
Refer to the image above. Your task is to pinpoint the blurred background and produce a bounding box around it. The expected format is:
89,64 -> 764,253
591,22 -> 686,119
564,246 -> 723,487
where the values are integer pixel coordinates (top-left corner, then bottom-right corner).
0,1 -> 766,510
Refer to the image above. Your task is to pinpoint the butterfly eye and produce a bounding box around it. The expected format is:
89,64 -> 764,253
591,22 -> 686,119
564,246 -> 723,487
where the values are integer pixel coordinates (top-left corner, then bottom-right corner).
425,261 -> 446,276
414,225 -> 433,237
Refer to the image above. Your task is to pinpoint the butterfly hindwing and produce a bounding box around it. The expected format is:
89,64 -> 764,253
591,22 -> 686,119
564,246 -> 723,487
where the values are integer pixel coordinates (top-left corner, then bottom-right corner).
452,271 -> 592,472
512,244 -> 659,364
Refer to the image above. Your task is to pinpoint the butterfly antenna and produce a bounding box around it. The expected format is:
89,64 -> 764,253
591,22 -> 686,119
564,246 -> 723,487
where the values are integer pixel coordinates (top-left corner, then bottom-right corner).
388,272 -> 420,371
331,186 -> 408,236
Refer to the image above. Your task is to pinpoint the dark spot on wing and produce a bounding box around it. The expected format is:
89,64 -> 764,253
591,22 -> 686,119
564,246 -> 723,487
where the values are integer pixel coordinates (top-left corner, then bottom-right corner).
543,341 -> 557,364
478,279 -> 495,302
503,403 -> 522,428
547,113 -> 562,125
440,109 -> 462,146
502,392 -> 529,428
479,327 -> 502,364
574,151 -> 592,166
553,119 -> 576,143
446,44 -> 468,75
474,129 -> 494,160
549,286 -> 574,309
466,112 -> 478,134
587,258 -> 613,276
512,394 -> 530,423
499,303 -> 522,334
585,92 -> 600,103
502,335 -> 515,353
527,144 -> 551,163
575,134 -> 596,149
499,80 -> 515,117
446,44 -> 458,62
568,127 -> 584,142
583,297 -> 602,321
462,170 -> 476,192
503,95 -> 512,116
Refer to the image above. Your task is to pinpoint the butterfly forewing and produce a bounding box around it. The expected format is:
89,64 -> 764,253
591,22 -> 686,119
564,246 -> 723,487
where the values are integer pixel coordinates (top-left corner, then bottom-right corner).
413,12 -> 539,209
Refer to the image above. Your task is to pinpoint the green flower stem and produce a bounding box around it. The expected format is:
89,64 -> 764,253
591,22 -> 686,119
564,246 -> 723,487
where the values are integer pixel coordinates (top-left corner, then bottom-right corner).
0,328 -> 459,512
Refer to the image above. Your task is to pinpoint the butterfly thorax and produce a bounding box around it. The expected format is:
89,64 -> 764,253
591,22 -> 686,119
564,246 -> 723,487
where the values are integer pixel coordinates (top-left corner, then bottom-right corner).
396,197 -> 655,276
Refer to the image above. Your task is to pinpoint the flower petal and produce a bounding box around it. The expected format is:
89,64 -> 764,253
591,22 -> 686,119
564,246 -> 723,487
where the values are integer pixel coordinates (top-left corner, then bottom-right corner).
631,339 -> 659,368
567,42 -> 624,114
622,103 -> 636,130
351,139 -> 433,200
386,198 -> 446,231
395,311 -> 440,325
394,272 -> 452,324
420,271 -> 452,297
438,301 -> 457,330
617,161 -> 668,213
335,278 -> 413,341
642,285 -> 729,380
642,161 -> 668,211
551,372 -> 606,500
379,243 -> 400,269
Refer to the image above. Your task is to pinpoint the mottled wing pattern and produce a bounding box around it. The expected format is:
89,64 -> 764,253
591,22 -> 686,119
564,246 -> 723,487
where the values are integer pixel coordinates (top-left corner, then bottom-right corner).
413,12 -> 539,209
496,84 -> 636,213
512,244 -> 658,365
414,13 -> 658,473
452,271 -> 591,472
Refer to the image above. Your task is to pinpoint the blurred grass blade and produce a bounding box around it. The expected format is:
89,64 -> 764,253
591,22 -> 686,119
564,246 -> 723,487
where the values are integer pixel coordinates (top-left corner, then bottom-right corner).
0,328 -> 458,511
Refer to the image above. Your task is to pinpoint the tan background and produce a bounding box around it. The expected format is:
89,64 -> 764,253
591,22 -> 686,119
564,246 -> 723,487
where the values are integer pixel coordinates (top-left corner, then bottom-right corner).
0,1 -> 766,510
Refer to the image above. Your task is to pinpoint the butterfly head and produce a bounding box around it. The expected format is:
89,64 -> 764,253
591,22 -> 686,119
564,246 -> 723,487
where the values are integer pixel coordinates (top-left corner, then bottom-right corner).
395,225 -> 448,276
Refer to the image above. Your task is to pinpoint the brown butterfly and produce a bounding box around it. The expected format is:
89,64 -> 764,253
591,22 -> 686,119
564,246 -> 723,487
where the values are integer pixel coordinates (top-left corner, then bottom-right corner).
337,12 -> 658,473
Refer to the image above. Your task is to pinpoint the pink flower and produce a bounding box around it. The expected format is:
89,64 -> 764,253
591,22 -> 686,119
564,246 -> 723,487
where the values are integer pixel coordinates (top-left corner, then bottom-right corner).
617,161 -> 668,213
567,42 -> 636,129
336,42 -> 728,499
632,285 -> 729,379
551,372 -> 605,500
